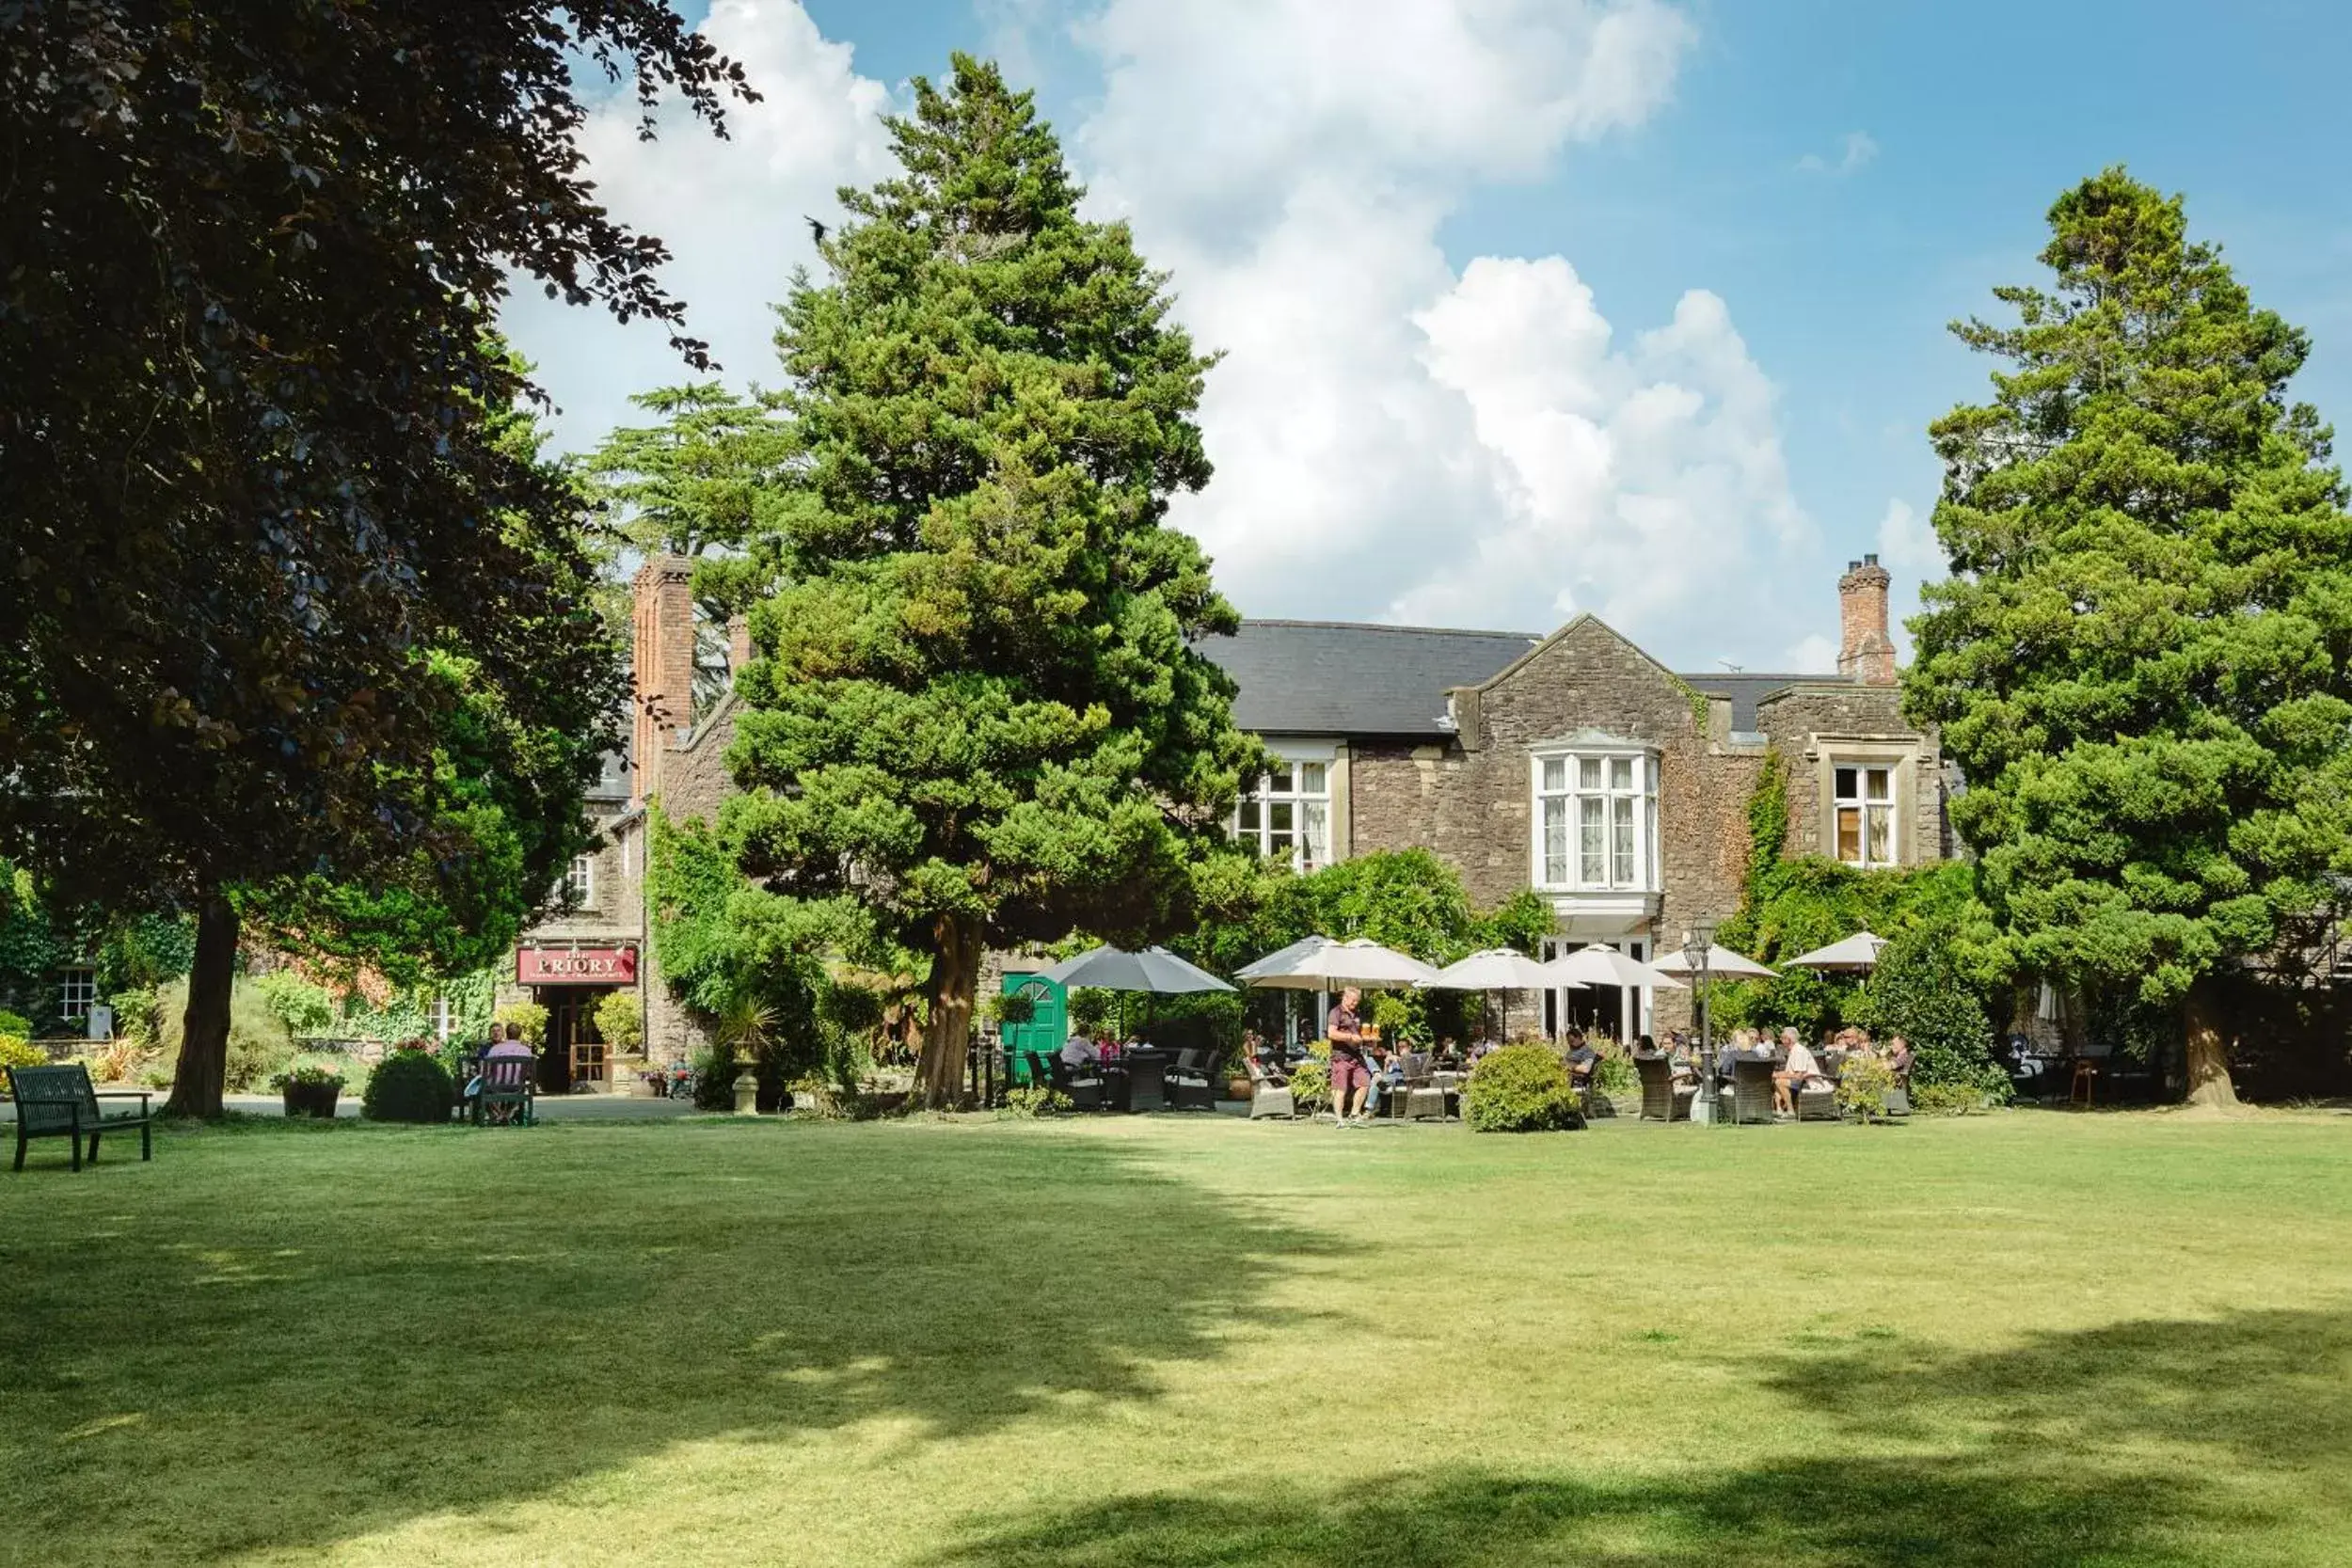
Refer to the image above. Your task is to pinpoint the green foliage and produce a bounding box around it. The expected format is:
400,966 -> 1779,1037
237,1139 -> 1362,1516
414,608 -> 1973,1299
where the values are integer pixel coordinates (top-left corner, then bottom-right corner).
254,971 -> 338,1037
996,1085 -> 1071,1119
361,1050 -> 455,1124
1910,1080 -> 1996,1117
1463,1043 -> 1581,1132
1286,1054 -> 1331,1116
1906,169 -> 2352,1010
595,991 -> 644,1054
1836,1053 -> 1898,1123
105,990 -> 161,1048
158,978 -> 295,1091
493,1000 -> 549,1050
721,57 -> 1263,1103
1591,1040 -> 1638,1099
1745,749 -> 1789,884
272,1057 -> 348,1091
0,1008 -> 28,1038
1849,929 -> 2013,1104
0,1035 -> 46,1094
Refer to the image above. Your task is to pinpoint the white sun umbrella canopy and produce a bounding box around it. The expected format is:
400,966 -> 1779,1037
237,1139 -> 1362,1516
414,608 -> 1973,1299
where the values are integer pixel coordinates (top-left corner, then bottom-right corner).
1541,943 -> 1688,990
1232,934 -> 1336,984
1040,945 -> 1234,994
1651,943 -> 1778,980
1242,937 -> 1442,990
1423,948 -> 1583,991
1782,930 -> 1889,973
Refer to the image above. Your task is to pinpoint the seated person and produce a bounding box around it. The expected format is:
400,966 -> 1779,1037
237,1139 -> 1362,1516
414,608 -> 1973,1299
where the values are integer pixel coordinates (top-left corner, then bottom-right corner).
1059,1031 -> 1101,1069
1362,1041 -> 1409,1116
1773,1027 -> 1825,1115
1565,1036 -> 1601,1092
1663,1031 -> 1699,1085
1885,1034 -> 1914,1086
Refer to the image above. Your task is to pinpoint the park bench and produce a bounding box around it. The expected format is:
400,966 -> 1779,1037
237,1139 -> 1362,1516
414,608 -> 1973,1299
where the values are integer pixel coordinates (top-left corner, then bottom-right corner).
9,1063 -> 154,1172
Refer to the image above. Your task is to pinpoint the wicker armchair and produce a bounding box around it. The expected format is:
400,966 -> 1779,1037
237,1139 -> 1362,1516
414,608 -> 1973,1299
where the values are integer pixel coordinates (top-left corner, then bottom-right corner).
1246,1056 -> 1296,1119
1043,1051 -> 1104,1112
1728,1057 -> 1776,1124
1633,1053 -> 1695,1122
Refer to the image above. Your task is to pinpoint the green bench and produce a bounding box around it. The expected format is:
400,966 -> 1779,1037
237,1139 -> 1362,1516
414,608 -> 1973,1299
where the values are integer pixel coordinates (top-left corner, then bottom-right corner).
8,1063 -> 154,1172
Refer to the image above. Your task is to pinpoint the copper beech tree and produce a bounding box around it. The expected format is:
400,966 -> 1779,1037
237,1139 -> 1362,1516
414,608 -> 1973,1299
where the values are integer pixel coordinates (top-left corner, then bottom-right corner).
0,3 -> 751,1114
722,58 -> 1261,1107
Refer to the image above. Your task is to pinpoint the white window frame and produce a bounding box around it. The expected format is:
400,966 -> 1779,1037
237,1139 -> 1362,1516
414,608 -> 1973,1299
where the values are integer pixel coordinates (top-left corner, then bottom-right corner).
563,852 -> 596,910
57,965 -> 96,1022
1233,754 -> 1333,873
1530,746 -> 1659,894
1832,762 -> 1898,868
432,994 -> 453,1042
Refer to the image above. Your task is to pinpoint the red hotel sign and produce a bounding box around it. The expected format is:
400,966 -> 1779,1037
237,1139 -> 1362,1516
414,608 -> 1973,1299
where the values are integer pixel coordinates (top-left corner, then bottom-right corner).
516,945 -> 638,986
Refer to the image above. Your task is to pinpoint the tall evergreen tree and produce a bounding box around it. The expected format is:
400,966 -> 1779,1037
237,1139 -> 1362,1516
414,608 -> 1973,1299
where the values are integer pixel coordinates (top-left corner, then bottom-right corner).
723,57 -> 1260,1107
1906,169 -> 2352,1106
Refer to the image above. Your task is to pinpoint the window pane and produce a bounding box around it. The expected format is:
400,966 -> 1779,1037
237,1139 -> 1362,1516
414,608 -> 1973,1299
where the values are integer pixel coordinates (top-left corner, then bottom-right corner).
1269,764 -> 1294,795
1646,795 -> 1660,889
1834,766 -> 1859,801
1866,767 -> 1891,801
1836,806 -> 1862,863
1580,797 -> 1606,883
1238,798 -> 1261,833
1542,757 -> 1566,793
1608,757 -> 1633,792
1297,762 -> 1327,795
1269,801 -> 1294,833
1578,757 -> 1602,791
1612,795 -> 1635,886
1867,804 -> 1893,864
1542,799 -> 1568,884
1270,828 -> 1293,857
1300,801 -> 1329,868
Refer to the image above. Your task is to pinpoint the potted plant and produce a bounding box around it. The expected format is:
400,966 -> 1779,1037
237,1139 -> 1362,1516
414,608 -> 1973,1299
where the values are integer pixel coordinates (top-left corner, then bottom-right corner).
273,1060 -> 345,1118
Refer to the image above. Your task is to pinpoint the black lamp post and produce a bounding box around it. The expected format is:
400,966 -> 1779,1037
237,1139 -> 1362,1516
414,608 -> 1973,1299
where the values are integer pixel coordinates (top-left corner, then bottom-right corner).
1682,917 -> 1718,1124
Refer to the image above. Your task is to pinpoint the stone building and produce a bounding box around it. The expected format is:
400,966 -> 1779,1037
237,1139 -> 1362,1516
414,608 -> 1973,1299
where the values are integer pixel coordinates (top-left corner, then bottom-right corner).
514,549 -> 1947,1084
1194,553 -> 1947,1040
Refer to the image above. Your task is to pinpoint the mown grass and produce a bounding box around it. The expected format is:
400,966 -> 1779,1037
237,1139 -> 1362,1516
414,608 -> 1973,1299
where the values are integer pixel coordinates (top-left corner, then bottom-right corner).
3,1107 -> 2350,1565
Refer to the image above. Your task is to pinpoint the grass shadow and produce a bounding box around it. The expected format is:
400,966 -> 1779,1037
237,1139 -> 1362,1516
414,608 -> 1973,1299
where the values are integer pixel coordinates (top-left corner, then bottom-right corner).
933,1302 -> 2352,1567
0,1120 -> 1336,1564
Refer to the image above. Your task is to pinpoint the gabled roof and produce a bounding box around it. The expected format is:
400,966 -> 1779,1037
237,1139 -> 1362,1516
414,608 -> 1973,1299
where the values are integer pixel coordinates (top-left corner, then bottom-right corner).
1198,618 -> 1842,738
1195,621 -> 1540,736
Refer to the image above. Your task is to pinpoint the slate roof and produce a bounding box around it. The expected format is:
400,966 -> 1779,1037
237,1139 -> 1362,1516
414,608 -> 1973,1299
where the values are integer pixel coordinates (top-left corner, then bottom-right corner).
1197,620 -> 1836,737
1196,621 -> 1539,736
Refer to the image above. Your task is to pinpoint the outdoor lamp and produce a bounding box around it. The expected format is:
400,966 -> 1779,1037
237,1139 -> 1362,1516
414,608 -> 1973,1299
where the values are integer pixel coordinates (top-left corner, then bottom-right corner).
1684,916 -> 1720,1125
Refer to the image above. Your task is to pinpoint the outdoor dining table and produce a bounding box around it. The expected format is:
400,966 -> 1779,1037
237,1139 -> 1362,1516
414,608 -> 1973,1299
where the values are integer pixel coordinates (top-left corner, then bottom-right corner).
1094,1047 -> 1169,1114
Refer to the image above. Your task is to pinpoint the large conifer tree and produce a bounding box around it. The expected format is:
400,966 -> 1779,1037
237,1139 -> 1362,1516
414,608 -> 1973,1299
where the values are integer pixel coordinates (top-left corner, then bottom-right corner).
723,57 -> 1258,1107
1907,169 -> 2352,1105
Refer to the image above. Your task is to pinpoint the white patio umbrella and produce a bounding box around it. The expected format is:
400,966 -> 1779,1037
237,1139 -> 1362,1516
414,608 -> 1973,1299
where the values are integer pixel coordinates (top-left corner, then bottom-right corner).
1651,943 -> 1778,980
1233,934 -> 1336,983
1541,944 -> 1687,990
1241,937 -> 1442,990
1782,930 -> 1888,973
1041,945 -> 1234,994
1422,948 -> 1581,990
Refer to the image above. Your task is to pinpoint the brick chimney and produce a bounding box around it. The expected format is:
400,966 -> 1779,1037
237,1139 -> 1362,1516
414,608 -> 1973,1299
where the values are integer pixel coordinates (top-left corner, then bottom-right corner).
631,555 -> 695,800
726,613 -> 754,685
1837,553 -> 1897,686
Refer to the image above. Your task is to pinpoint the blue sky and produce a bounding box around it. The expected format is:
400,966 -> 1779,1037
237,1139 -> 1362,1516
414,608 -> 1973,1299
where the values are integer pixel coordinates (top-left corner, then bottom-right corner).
503,0 -> 2352,674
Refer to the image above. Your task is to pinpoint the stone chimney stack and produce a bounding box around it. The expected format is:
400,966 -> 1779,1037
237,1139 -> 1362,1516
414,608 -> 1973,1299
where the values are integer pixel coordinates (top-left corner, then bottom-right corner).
1837,552 -> 1898,686
631,555 -> 695,800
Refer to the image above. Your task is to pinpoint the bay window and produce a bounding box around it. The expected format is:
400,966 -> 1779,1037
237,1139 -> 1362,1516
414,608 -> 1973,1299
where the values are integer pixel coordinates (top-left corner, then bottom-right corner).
1533,748 -> 1657,892
1234,760 -> 1331,872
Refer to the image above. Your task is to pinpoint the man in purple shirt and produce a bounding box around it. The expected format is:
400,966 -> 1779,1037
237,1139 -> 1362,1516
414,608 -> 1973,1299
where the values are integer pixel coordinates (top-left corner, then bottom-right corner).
1327,987 -> 1369,1126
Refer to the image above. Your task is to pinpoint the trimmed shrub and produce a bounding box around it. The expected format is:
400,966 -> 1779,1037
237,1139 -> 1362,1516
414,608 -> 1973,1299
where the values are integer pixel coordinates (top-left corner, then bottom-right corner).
0,1034 -> 47,1094
1463,1043 -> 1581,1132
492,1000 -> 548,1049
594,990 -> 644,1053
362,1049 -> 455,1123
1836,1052 -> 1898,1123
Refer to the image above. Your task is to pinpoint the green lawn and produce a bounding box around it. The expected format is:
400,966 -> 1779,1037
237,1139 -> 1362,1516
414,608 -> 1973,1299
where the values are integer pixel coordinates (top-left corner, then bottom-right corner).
4,1108 -> 2350,1566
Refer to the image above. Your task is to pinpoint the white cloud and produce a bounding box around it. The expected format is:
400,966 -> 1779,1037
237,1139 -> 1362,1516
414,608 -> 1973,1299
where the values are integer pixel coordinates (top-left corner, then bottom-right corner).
1873,496 -> 1941,656
1796,130 -> 1878,177
1067,0 -> 1816,656
1784,633 -> 1837,673
498,0 -> 896,451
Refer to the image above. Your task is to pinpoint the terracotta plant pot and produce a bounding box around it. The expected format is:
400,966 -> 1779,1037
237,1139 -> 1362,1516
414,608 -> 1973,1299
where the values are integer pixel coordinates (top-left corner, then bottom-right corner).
1226,1076 -> 1252,1101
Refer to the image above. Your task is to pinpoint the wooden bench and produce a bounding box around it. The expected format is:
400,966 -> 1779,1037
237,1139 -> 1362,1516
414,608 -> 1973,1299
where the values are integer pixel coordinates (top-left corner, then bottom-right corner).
9,1064 -> 154,1171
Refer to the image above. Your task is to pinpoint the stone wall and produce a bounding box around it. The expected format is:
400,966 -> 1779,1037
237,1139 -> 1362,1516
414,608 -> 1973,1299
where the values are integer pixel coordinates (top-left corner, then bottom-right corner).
1756,684 -> 1942,868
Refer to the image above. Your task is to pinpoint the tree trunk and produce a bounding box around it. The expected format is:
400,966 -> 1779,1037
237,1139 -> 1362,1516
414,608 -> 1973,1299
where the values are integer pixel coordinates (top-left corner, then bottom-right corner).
915,912 -> 984,1110
2182,978 -> 2242,1111
164,890 -> 239,1118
